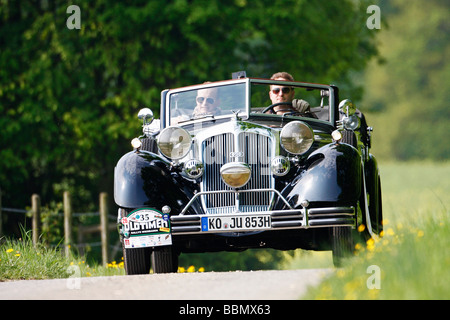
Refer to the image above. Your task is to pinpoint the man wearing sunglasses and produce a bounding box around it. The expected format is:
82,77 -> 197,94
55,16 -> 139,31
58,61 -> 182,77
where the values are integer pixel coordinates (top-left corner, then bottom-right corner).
268,72 -> 296,114
268,72 -> 311,115
193,87 -> 221,117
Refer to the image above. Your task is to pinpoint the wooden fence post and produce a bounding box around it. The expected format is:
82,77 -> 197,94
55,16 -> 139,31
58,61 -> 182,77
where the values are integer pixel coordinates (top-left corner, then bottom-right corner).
64,191 -> 72,257
31,194 -> 41,246
0,187 -> 3,238
99,192 -> 109,266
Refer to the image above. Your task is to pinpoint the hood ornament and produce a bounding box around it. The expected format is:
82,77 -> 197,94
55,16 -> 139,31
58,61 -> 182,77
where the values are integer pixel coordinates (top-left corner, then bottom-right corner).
231,110 -> 242,121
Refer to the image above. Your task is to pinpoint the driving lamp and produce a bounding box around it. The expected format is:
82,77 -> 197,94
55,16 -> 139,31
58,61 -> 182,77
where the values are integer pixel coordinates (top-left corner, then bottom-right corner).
280,121 -> 314,155
220,162 -> 251,188
270,156 -> 290,176
157,127 -> 192,160
183,159 -> 204,179
343,114 -> 361,130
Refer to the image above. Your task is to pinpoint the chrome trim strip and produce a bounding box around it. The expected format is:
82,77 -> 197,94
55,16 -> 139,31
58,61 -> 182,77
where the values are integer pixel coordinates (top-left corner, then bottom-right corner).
171,206 -> 355,235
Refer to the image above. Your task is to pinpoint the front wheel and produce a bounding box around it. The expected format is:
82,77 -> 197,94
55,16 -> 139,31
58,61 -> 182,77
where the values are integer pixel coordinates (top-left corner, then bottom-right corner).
152,246 -> 179,273
331,226 -> 354,267
123,246 -> 151,275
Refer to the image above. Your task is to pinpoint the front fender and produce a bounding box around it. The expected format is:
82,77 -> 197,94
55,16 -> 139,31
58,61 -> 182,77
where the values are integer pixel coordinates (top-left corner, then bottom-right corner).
281,142 -> 362,208
114,150 -> 191,210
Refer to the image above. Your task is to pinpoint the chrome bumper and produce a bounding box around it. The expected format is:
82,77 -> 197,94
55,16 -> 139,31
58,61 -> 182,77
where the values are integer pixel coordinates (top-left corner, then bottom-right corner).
171,189 -> 355,235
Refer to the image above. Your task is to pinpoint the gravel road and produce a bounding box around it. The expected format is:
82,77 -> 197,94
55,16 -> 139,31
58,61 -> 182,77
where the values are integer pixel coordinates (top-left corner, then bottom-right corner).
0,269 -> 332,300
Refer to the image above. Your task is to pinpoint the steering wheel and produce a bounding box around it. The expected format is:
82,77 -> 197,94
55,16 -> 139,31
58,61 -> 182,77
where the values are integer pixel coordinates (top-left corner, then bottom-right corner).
261,102 -> 293,114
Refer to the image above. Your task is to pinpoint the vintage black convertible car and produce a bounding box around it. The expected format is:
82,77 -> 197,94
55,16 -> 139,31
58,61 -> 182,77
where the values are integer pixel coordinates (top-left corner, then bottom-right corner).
114,74 -> 382,274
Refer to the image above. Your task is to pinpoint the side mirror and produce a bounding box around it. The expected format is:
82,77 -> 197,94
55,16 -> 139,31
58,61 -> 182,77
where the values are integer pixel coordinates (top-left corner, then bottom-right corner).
138,108 -> 154,125
339,99 -> 356,116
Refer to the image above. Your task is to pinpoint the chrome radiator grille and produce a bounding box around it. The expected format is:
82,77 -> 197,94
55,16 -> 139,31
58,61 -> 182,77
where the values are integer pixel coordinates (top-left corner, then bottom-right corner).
201,132 -> 274,214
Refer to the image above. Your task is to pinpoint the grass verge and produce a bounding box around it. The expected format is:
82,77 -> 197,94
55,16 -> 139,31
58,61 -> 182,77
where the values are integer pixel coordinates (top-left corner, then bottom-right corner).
0,231 -> 124,281
303,161 -> 450,300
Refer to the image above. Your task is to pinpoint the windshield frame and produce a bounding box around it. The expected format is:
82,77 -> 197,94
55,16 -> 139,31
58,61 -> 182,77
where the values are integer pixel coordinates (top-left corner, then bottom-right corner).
163,78 -> 336,129
164,78 -> 250,128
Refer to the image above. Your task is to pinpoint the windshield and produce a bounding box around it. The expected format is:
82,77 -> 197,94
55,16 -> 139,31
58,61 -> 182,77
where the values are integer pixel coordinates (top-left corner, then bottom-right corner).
169,82 -> 246,125
250,82 -> 331,122
167,79 -> 332,126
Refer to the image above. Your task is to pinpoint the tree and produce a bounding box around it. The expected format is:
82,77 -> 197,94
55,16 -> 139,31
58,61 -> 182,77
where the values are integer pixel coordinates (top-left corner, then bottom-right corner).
0,1 -> 378,233
362,0 -> 449,160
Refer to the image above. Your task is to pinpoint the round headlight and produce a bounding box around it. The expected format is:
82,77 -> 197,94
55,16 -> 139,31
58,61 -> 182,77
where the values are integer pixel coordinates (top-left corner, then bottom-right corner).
157,127 -> 192,159
280,121 -> 314,155
183,159 -> 204,179
220,162 -> 251,188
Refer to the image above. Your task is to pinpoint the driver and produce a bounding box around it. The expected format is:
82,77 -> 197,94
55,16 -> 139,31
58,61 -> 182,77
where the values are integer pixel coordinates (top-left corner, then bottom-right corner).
267,72 -> 311,115
268,72 -> 296,115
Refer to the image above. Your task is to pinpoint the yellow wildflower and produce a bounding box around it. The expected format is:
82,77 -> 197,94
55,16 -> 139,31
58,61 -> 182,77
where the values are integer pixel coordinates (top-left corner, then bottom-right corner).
368,289 -> 379,300
386,228 -> 395,236
6,248 -> 14,253
198,267 -> 205,272
187,265 -> 195,273
417,230 -> 424,238
178,267 -> 185,273
366,238 -> 375,251
15,253 -> 21,257
357,224 -> 366,233
336,269 -> 346,278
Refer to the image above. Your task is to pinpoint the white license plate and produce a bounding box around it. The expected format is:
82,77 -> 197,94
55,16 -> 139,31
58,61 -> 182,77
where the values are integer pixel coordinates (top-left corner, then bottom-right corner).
201,214 -> 271,232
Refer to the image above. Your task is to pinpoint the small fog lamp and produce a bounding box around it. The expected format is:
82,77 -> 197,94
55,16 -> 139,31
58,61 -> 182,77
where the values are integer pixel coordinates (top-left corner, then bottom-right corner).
131,138 -> 142,149
331,130 -> 342,143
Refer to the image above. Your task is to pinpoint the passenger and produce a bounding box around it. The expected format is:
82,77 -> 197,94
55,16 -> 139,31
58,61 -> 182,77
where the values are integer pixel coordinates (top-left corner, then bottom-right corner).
171,86 -> 221,124
192,87 -> 221,117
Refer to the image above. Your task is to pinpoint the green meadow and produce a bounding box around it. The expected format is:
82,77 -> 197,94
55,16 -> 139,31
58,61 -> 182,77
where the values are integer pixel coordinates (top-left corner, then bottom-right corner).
301,161 -> 450,300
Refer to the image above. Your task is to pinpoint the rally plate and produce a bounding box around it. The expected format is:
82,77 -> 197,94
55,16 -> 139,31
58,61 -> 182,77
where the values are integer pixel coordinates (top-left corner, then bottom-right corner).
122,208 -> 172,249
